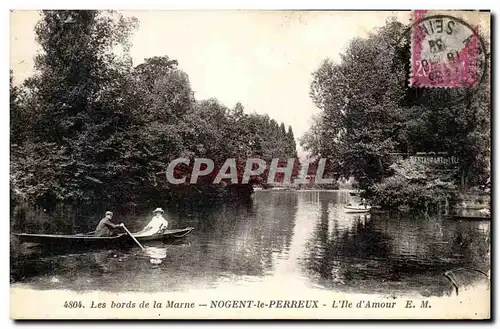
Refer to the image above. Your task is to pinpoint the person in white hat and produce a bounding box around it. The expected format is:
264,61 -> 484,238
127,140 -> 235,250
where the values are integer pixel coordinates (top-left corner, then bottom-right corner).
135,208 -> 169,237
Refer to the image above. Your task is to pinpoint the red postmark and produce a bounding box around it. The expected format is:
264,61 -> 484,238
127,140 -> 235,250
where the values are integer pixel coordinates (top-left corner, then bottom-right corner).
410,10 -> 481,88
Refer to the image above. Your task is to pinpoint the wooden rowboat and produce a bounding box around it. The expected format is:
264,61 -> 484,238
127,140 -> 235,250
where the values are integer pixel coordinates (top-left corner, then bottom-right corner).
446,215 -> 491,221
13,227 -> 194,250
344,205 -> 371,214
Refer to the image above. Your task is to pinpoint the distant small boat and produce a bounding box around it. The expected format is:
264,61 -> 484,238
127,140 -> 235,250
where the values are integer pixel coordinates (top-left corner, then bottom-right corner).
448,207 -> 490,221
446,215 -> 490,221
456,204 -> 488,210
344,205 -> 371,213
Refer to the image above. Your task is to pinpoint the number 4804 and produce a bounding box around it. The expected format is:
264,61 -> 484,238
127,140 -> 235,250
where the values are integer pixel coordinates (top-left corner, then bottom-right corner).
64,301 -> 84,308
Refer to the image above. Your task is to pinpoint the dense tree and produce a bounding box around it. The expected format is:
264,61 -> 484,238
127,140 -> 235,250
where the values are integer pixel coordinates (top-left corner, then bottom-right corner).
10,70 -> 24,146
301,17 -> 491,201
11,10 -> 139,206
10,10 -> 299,211
303,20 -> 407,191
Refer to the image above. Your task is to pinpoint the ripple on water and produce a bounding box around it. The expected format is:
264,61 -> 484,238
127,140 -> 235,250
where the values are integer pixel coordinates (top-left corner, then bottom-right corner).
10,191 -> 490,297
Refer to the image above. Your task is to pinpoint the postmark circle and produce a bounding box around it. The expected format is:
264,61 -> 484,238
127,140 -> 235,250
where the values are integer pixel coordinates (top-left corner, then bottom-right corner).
397,14 -> 488,105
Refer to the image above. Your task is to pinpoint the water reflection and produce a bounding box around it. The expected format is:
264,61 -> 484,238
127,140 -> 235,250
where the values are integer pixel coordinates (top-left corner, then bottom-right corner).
301,191 -> 490,296
11,191 -> 489,296
144,246 -> 167,265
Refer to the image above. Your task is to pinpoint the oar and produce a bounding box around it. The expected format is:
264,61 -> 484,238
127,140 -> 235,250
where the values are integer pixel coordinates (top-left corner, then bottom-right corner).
120,224 -> 145,251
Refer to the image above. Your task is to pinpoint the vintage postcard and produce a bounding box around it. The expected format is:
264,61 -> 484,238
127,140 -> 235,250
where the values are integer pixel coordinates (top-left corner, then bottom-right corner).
9,9 -> 491,320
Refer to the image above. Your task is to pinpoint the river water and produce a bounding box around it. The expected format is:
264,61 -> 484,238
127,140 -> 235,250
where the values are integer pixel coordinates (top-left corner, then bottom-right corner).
10,190 -> 490,297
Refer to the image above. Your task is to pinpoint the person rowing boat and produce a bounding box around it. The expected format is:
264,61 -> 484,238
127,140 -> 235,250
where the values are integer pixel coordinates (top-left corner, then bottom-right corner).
133,208 -> 169,237
94,211 -> 124,237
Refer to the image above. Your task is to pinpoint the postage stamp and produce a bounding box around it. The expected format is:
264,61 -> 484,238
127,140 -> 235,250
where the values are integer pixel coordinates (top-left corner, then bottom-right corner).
410,10 -> 486,88
9,9 -> 491,320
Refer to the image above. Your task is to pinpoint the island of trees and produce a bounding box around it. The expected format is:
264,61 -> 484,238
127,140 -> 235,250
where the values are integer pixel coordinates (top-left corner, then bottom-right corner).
300,17 -> 491,211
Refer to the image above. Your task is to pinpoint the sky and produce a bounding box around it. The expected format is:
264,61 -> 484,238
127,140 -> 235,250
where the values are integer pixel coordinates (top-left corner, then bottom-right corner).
10,10 -> 411,157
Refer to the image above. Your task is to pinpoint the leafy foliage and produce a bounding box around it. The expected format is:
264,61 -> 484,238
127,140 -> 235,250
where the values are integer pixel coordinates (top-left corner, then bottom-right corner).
371,160 -> 457,211
10,10 -> 298,209
300,17 -> 491,207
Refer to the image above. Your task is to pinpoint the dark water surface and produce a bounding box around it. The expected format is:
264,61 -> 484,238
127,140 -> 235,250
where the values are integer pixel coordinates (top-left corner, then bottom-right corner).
11,191 -> 490,296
